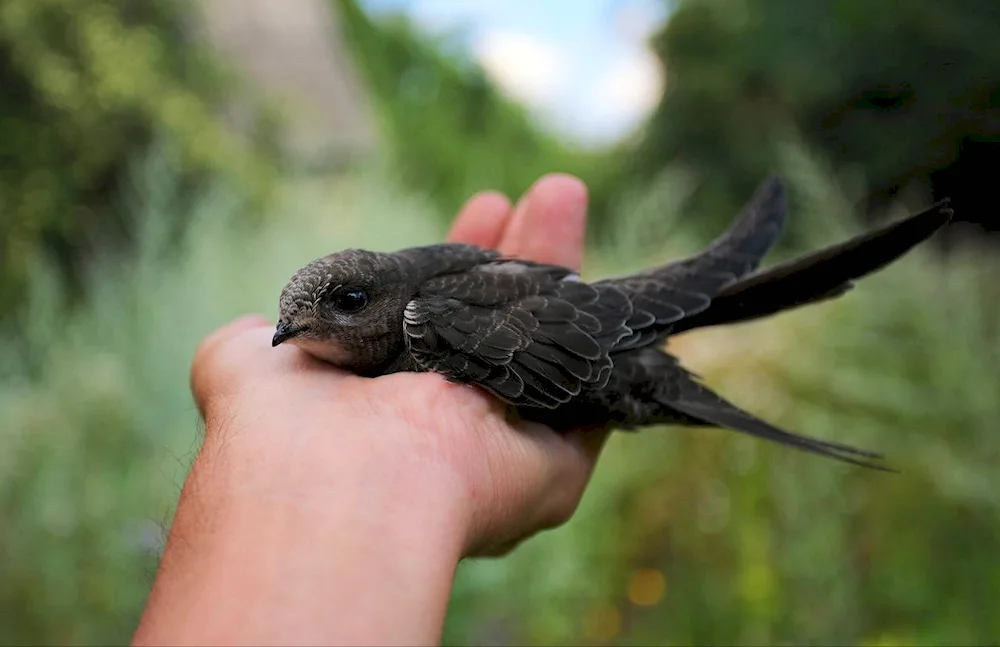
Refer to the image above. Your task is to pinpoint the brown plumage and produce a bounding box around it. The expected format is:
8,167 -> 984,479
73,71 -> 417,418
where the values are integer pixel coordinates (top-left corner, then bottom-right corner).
272,176 -> 953,470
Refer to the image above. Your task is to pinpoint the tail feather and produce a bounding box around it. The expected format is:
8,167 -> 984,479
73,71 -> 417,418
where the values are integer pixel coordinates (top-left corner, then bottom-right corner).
671,199 -> 954,334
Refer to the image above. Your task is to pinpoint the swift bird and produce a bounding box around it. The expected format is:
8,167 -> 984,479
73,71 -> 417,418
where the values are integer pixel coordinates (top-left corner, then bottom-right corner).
272,177 -> 953,470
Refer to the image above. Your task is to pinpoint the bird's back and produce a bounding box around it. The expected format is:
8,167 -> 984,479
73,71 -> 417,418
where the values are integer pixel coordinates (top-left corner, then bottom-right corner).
395,176 -> 950,470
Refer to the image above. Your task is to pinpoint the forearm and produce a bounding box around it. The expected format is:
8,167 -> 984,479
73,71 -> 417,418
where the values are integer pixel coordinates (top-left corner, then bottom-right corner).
132,412 -> 469,646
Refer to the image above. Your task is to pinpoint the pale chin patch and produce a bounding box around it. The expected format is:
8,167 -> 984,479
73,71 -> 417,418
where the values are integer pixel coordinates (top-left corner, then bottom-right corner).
289,337 -> 352,366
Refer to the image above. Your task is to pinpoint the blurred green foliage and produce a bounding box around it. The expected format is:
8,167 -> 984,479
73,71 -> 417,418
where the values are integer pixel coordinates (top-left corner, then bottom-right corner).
336,0 -> 620,230
0,0 -> 276,318
2,1 -> 999,645
632,0 -> 1000,240
2,145 -> 998,646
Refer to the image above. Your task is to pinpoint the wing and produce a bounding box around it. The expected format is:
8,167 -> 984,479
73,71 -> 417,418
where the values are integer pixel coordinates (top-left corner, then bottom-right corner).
669,198 -> 954,334
620,348 -> 893,470
664,370 -> 893,471
597,175 -> 788,349
403,263 -> 633,408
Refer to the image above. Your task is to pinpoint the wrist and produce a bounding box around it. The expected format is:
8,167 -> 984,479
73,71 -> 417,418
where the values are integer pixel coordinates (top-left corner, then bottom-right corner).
135,405 -> 472,646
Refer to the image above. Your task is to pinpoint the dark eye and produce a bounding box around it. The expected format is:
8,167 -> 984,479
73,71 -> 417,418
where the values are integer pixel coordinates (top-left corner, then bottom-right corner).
332,288 -> 369,313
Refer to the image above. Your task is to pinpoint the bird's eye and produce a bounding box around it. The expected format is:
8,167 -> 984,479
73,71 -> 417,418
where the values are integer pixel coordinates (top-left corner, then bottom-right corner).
332,288 -> 369,313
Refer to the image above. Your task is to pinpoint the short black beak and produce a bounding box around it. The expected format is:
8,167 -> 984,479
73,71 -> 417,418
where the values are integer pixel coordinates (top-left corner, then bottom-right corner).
272,321 -> 306,347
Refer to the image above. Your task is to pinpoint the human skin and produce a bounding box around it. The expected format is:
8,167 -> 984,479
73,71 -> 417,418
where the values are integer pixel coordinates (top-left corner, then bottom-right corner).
131,174 -> 610,646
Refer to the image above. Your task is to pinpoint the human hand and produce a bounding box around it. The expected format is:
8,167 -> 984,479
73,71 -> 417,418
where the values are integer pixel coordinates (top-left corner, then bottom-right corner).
190,173 -> 609,558
134,174 -> 607,646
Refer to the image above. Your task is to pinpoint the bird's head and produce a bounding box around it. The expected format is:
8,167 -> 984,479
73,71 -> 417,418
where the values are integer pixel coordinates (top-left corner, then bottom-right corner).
273,249 -> 411,373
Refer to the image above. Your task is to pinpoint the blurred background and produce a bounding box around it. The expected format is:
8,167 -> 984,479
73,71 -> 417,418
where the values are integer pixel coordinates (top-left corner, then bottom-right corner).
1,0 -> 998,644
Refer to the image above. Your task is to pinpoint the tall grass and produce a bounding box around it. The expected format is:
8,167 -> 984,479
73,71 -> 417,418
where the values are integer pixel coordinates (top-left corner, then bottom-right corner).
1,147 -> 998,646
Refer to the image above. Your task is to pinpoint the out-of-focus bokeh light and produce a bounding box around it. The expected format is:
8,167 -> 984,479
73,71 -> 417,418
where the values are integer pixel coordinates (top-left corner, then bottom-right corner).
627,568 -> 668,606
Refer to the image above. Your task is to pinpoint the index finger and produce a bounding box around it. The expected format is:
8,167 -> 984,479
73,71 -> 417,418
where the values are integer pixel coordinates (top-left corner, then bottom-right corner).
447,190 -> 512,249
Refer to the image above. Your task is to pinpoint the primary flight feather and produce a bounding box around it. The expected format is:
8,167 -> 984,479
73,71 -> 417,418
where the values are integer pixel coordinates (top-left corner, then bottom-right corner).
272,176 -> 953,470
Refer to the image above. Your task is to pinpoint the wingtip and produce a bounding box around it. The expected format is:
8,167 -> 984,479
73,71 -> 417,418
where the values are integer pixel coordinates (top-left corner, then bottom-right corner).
864,460 -> 901,474
934,197 -> 955,223
907,197 -> 955,235
756,175 -> 788,226
750,173 -> 788,225
759,173 -> 787,199
869,196 -> 954,246
819,451 -> 898,473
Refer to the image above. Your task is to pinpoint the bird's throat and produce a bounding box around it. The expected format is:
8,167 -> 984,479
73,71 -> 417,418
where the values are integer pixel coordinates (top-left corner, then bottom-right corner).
288,337 -> 353,367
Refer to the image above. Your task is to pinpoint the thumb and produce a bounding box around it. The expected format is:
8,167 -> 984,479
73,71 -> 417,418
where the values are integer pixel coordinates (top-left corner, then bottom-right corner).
190,315 -> 272,419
